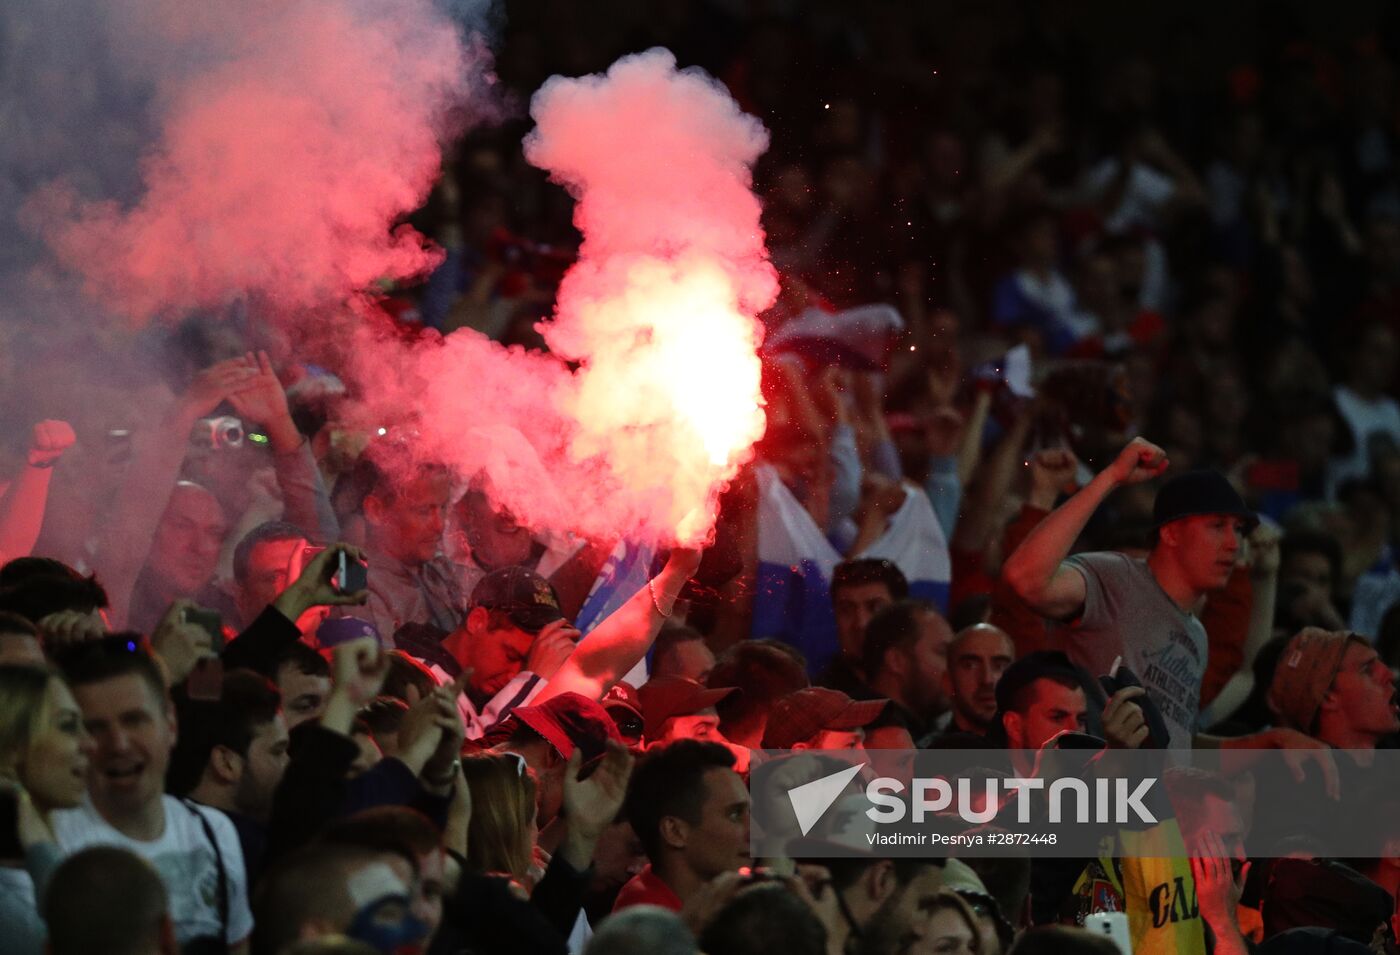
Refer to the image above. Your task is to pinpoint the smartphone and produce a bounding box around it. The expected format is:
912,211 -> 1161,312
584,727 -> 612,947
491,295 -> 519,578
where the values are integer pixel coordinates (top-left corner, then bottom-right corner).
337,550 -> 368,594
1054,732 -> 1107,751
1087,911 -> 1132,954
183,608 -> 225,653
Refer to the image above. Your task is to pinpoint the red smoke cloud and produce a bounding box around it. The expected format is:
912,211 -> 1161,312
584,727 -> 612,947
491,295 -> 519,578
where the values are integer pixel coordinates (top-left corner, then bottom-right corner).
27,9 -> 771,548
33,0 -> 480,320
367,48 -> 776,546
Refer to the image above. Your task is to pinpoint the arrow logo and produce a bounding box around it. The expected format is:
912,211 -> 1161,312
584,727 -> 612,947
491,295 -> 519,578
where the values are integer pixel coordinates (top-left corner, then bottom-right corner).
787,763 -> 865,836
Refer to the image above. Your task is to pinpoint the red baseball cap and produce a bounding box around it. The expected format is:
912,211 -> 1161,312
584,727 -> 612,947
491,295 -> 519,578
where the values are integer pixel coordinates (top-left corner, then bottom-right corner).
637,676 -> 737,740
601,681 -> 645,743
761,687 -> 887,749
508,692 -> 621,763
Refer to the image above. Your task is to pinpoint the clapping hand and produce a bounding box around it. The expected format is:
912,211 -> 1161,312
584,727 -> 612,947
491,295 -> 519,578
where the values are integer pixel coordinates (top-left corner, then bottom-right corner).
560,740 -> 636,870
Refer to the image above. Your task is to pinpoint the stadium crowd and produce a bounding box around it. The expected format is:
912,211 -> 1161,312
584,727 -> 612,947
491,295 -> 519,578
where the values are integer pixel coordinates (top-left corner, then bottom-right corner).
4,1 -> 1400,954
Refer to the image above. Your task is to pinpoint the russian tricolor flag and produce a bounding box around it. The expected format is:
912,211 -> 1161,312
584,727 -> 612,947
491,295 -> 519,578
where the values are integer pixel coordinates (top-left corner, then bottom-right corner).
751,464 -> 951,674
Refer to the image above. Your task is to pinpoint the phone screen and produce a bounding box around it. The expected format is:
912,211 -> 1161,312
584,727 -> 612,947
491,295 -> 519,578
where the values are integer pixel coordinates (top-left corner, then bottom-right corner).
337,551 -> 368,594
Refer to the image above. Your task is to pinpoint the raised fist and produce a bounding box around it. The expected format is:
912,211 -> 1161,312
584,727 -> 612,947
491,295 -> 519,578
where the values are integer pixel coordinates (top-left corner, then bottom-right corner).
1106,437 -> 1168,487
28,420 -> 76,468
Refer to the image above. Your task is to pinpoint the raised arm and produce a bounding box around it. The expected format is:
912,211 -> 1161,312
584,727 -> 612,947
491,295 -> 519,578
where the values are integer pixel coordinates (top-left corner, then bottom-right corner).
533,547 -> 703,703
1001,438 -> 1168,621
227,351 -> 339,541
0,421 -> 76,562
96,358 -> 259,627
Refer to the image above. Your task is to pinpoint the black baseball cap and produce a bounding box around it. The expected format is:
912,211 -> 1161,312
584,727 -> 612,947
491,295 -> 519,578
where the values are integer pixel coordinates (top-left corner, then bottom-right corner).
469,566 -> 566,632
1152,470 -> 1258,532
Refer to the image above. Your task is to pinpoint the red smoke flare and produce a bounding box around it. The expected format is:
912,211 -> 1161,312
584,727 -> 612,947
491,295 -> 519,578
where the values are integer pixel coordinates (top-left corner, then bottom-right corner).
525,48 -> 777,543
364,48 -> 776,547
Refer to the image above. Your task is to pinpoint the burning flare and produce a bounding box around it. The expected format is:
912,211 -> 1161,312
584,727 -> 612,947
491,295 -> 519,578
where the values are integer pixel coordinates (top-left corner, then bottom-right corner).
524,48 -> 777,544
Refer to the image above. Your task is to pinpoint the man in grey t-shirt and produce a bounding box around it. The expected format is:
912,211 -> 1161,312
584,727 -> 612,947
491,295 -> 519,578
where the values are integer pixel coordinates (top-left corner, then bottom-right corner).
1003,438 -> 1284,752
1061,550 -> 1208,748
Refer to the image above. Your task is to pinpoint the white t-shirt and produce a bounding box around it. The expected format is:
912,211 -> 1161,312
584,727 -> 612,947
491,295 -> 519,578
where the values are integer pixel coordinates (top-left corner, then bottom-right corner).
50,796 -> 253,947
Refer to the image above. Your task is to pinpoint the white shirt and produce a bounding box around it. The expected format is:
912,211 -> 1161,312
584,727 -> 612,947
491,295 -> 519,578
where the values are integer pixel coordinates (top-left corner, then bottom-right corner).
422,665 -> 547,739
51,796 -> 253,947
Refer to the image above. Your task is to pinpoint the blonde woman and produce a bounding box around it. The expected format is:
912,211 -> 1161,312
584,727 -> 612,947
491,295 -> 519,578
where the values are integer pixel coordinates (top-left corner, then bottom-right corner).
439,743 -> 635,955
0,665 -> 94,955
460,752 -> 538,881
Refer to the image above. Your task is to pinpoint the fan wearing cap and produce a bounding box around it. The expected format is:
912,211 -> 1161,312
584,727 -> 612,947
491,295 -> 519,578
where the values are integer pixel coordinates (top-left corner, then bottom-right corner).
1268,628 -> 1400,750
528,545 -> 703,704
483,692 -> 625,827
761,687 -> 888,751
1004,437 -> 1285,754
637,676 -> 748,771
600,681 -> 645,749
388,566 -> 570,740
1249,628 -> 1400,859
428,540 -> 702,739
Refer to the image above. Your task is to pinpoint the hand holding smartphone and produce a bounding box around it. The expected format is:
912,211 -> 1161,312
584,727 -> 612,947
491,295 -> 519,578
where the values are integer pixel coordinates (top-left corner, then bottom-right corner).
336,549 -> 368,594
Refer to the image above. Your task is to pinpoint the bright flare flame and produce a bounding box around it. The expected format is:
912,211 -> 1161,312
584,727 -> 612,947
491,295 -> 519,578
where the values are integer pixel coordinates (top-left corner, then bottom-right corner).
526,49 -> 777,546
561,257 -> 765,543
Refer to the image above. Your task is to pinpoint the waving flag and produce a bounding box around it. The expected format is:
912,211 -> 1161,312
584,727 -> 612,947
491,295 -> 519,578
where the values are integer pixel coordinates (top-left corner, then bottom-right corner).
752,465 -> 951,673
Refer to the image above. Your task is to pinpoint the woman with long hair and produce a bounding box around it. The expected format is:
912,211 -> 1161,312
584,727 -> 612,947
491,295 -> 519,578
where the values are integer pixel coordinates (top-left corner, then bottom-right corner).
0,665 -> 94,955
436,742 -> 635,955
459,752 -> 538,882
